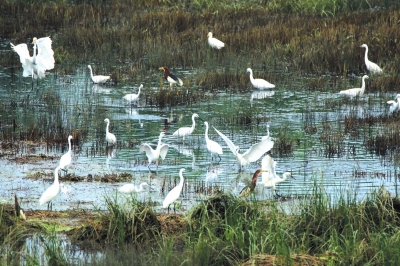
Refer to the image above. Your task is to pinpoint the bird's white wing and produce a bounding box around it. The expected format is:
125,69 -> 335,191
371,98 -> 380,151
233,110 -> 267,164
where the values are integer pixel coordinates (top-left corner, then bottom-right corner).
241,139 -> 274,163
10,43 -> 33,77
213,126 -> 238,155
118,184 -> 134,193
159,144 -> 169,160
261,154 -> 277,183
140,144 -> 155,159
35,37 -> 55,70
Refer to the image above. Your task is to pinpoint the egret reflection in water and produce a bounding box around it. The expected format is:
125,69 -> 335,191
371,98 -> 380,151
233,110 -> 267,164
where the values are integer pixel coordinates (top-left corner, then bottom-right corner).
250,90 -> 275,103
92,84 -> 111,94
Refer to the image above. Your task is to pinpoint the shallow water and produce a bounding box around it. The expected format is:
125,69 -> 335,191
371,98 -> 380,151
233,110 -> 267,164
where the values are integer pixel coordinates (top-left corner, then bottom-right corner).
0,60 -> 399,213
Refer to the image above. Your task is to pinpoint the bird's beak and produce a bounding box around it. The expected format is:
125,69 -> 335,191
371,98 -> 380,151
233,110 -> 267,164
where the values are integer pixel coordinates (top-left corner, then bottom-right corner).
159,67 -> 164,71
290,174 -> 295,179
197,116 -> 205,121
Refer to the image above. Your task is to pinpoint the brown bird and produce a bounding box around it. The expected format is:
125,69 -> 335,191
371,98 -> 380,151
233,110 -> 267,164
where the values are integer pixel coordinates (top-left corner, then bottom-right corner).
159,66 -> 183,88
239,169 -> 265,198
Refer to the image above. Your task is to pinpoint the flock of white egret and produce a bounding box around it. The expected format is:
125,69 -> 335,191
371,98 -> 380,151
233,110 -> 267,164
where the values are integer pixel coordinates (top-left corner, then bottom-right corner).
9,33 -> 389,212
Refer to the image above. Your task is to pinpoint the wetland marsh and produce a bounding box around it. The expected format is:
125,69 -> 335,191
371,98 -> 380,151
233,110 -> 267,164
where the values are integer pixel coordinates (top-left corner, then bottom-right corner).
1,0 -> 400,265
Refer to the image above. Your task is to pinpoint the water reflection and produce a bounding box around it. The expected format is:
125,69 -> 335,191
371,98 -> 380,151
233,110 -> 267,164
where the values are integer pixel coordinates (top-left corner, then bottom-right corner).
250,90 -> 275,103
91,84 -> 111,94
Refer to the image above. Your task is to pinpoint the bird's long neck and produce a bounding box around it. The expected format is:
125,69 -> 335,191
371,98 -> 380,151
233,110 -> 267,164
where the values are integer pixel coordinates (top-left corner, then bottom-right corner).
360,77 -> 366,94
205,124 -> 209,141
106,122 -> 110,134
54,168 -> 60,184
89,67 -> 94,79
157,135 -> 163,150
67,137 -> 72,153
164,68 -> 170,79
252,170 -> 261,184
137,86 -> 141,96
364,46 -> 369,62
178,172 -> 185,188
191,116 -> 196,131
32,43 -> 37,64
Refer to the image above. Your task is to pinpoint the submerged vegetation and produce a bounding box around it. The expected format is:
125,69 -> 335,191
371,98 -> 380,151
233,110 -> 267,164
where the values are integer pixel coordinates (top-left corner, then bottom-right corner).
2,185 -> 400,265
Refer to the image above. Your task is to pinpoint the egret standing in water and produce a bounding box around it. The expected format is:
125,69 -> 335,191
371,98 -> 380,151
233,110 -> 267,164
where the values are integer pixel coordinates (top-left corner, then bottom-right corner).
123,84 -> 143,103
387,94 -> 400,113
204,121 -> 223,162
104,118 -> 117,146
10,37 -> 55,80
140,132 -> 169,172
59,135 -> 73,173
213,126 -> 274,170
239,169 -> 265,198
360,44 -> 383,74
339,75 -> 369,97
172,113 -> 201,141
163,168 -> 185,213
246,68 -> 275,89
88,65 -> 110,84
207,32 -> 225,50
118,182 -> 149,194
39,167 -> 61,210
159,66 -> 183,88
260,154 -> 294,197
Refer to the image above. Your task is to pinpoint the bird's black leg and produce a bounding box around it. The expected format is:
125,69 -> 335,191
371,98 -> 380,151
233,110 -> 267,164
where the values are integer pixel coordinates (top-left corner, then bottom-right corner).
217,154 -> 221,163
167,205 -> 170,214
173,202 -> 176,214
275,190 -> 282,198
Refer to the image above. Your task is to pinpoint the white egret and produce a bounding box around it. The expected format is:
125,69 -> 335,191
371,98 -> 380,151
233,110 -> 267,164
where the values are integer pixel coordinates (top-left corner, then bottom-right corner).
159,66 -> 183,88
213,126 -> 274,170
246,68 -> 275,89
163,168 -> 185,213
339,75 -> 369,97
104,118 -> 117,146
88,65 -> 110,84
140,132 -> 169,171
59,135 -> 73,173
118,182 -> 149,193
204,121 -> 223,162
262,124 -> 272,141
360,44 -> 383,74
39,167 -> 61,210
123,84 -> 143,103
260,154 -> 294,197
172,113 -> 201,140
10,36 -> 55,79
387,94 -> 400,113
239,169 -> 265,198
207,32 -> 225,50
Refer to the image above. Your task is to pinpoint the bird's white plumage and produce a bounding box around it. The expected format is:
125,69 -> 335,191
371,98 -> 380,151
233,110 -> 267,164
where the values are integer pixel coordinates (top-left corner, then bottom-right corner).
260,154 -> 292,189
163,168 -> 185,209
261,124 -> 272,141
140,132 -> 169,166
207,32 -> 225,50
246,68 -> 275,89
59,135 -> 73,170
387,94 -> 400,113
39,167 -> 61,206
118,182 -> 149,193
213,126 -> 274,168
204,121 -> 223,157
88,65 -> 110,84
360,44 -> 383,74
339,75 -> 369,97
172,113 -> 200,140
104,118 -> 117,145
10,37 -> 55,79
123,84 -> 143,102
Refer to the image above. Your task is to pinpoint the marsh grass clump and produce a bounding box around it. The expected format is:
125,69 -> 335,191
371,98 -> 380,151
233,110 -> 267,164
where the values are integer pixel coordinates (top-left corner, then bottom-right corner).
73,194 -> 161,246
366,121 -> 400,157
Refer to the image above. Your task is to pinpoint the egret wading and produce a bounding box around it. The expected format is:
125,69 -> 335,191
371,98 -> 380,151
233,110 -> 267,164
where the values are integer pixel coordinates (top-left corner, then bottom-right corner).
260,154 -> 294,197
59,135 -> 73,173
246,68 -> 275,89
207,32 -> 225,50
140,132 -> 169,172
204,121 -> 223,162
387,94 -> 400,113
104,118 -> 117,146
118,182 -> 149,193
239,169 -> 266,198
88,65 -> 110,84
339,75 -> 369,97
360,44 -> 383,74
39,167 -> 61,210
213,126 -> 274,170
159,66 -> 183,89
163,168 -> 185,213
123,84 -> 143,103
172,113 -> 201,141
